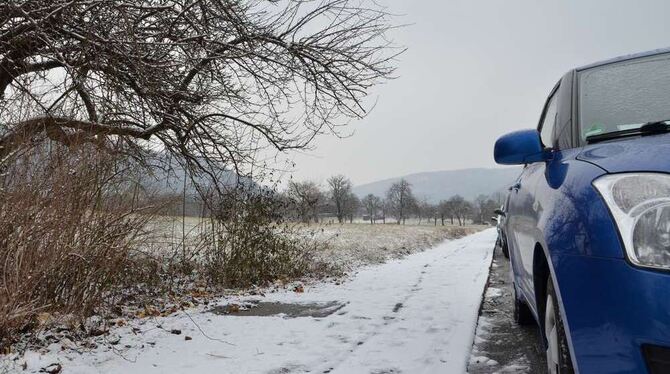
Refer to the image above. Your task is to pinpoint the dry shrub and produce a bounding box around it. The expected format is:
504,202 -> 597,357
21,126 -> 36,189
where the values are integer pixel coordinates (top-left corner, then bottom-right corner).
0,143 -> 331,348
204,189 -> 324,288
0,144 -> 152,348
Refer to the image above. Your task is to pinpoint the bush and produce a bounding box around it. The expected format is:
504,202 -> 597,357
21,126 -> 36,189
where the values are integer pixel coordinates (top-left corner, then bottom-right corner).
0,145 -> 152,349
0,145 -> 329,349
204,189 -> 322,288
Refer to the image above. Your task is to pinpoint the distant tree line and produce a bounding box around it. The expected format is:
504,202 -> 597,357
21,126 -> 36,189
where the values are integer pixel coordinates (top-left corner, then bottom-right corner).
281,176 -> 502,226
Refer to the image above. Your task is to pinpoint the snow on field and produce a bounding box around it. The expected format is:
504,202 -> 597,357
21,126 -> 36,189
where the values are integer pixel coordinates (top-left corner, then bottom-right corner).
141,217 -> 478,272
307,223 -> 479,270
6,229 -> 496,374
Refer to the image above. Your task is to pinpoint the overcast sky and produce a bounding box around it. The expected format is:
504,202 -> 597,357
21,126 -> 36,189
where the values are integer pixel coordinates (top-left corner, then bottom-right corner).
285,0 -> 670,186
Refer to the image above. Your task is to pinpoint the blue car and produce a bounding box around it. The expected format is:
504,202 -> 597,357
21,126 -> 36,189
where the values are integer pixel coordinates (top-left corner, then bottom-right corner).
494,49 -> 670,374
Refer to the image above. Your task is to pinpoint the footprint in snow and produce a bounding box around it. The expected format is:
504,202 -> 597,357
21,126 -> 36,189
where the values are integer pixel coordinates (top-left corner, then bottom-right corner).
371,368 -> 402,374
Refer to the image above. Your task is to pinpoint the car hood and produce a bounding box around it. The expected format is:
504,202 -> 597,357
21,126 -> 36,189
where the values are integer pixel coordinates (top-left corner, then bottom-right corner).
577,133 -> 670,173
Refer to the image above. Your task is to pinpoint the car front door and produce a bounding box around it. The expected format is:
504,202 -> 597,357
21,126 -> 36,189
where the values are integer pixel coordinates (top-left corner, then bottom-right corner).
507,83 -> 560,307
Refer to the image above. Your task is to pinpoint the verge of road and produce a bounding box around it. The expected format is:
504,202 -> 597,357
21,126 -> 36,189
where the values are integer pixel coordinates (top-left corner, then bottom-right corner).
467,243 -> 545,373
5,229 -> 497,374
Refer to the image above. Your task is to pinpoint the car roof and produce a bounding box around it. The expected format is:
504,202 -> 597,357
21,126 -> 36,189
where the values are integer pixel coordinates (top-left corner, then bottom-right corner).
576,47 -> 670,71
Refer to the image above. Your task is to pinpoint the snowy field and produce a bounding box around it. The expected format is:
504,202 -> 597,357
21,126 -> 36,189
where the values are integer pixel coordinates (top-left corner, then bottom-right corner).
305,222 -> 481,271
142,216 -> 481,271
4,229 -> 497,374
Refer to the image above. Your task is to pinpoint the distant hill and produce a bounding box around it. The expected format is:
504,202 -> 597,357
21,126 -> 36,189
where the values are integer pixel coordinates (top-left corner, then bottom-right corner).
353,168 -> 522,203
138,156 -> 257,217
140,154 -> 255,196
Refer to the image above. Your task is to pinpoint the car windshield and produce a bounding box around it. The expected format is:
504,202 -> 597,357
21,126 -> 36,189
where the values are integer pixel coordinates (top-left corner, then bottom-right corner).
578,53 -> 670,140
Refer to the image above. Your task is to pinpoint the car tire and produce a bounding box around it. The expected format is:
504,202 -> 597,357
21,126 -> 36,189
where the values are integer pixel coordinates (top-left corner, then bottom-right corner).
513,283 -> 534,325
545,278 -> 574,374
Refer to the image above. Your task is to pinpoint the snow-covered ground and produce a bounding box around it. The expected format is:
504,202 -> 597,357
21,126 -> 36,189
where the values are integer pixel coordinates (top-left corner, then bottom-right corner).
6,229 -> 496,374
145,217 -> 480,272
306,223 -> 480,270
467,243 -> 543,374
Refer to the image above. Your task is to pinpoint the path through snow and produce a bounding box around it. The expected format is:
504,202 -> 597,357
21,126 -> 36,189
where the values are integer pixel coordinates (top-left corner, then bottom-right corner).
13,229 -> 497,374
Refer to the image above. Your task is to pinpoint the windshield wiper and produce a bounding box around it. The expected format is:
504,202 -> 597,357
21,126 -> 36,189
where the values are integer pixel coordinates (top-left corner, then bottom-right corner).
586,120 -> 670,144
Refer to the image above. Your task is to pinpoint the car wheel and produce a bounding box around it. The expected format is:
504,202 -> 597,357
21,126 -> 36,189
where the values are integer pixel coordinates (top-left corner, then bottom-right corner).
513,283 -> 534,325
545,278 -> 574,374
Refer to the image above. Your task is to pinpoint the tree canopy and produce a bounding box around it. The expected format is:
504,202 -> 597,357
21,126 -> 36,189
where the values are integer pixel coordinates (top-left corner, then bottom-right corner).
0,0 -> 399,189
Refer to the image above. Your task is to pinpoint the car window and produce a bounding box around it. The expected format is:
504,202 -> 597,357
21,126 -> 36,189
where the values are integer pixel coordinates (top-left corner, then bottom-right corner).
578,53 -> 670,140
539,91 -> 559,148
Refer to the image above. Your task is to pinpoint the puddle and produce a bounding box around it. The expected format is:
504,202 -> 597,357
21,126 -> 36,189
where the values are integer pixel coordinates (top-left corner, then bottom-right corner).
209,301 -> 346,318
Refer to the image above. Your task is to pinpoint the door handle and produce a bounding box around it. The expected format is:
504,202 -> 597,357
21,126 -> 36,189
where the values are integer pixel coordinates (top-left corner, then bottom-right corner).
510,182 -> 521,191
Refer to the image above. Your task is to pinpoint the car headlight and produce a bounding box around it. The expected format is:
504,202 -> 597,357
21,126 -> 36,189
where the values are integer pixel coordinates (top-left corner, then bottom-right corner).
593,173 -> 670,270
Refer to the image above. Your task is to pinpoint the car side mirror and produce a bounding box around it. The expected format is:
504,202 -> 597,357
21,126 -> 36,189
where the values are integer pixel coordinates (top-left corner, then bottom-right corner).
494,209 -> 505,216
494,129 -> 548,165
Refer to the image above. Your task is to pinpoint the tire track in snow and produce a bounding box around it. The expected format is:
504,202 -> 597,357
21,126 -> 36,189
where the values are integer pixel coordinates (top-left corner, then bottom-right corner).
314,231 -> 496,374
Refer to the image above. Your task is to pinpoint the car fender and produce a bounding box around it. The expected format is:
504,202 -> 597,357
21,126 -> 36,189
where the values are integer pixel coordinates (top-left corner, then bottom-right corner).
537,153 -> 621,259
527,153 -> 629,373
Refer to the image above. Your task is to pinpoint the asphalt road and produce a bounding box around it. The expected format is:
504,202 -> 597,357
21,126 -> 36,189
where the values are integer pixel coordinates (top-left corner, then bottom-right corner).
468,242 -> 546,373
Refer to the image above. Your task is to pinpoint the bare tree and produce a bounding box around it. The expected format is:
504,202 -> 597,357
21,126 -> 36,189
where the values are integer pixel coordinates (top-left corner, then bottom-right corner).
474,194 -> 499,224
327,175 -> 352,223
438,200 -> 451,225
386,179 -> 415,225
343,192 -> 360,223
416,198 -> 433,225
445,195 -> 473,226
287,180 -> 323,224
0,1 -> 399,190
361,194 -> 382,224
381,198 -> 389,224
459,200 -> 474,226
423,201 -> 438,226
